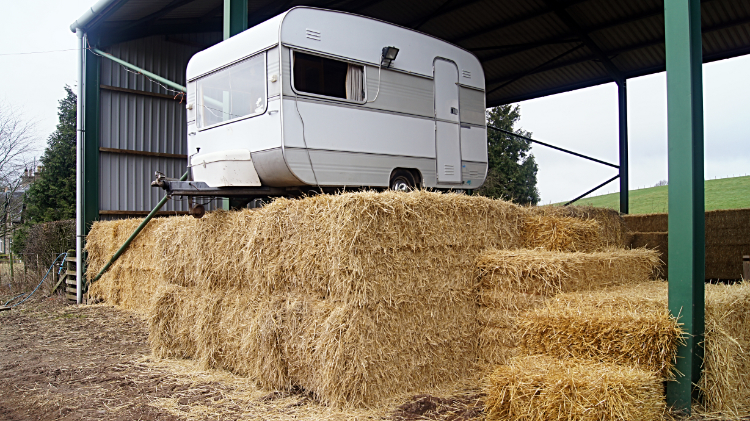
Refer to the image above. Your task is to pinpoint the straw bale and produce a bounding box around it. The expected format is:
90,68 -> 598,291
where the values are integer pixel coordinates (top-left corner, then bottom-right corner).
528,204 -> 627,248
521,214 -> 604,252
625,208 -> 750,237
86,218 -> 168,312
476,290 -> 548,365
700,281 -> 750,417
517,281 -> 682,377
477,290 -> 545,311
484,355 -> 665,421
149,284 -> 481,407
155,209 -> 259,290
478,328 -> 520,365
148,284 -> 201,360
706,245 -> 750,280
476,248 -> 661,297
629,232 -> 668,278
623,213 -> 668,233
705,208 -> 750,232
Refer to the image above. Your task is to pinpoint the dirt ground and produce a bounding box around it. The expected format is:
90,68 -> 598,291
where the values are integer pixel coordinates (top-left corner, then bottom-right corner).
0,295 -> 732,421
0,295 -> 484,421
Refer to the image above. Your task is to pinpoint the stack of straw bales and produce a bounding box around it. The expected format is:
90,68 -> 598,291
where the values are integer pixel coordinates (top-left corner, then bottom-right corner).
475,248 -> 661,365
623,212 -> 668,233
88,191 -> 528,407
490,280 -> 750,418
478,208 -> 671,421
484,355 -> 665,421
624,208 -> 750,280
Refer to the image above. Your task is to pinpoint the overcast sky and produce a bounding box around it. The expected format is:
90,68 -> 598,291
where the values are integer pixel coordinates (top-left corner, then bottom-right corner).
519,54 -> 750,204
1,0 -> 748,204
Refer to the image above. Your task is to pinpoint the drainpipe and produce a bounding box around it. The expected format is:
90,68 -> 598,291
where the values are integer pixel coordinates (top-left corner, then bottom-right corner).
76,28 -> 84,305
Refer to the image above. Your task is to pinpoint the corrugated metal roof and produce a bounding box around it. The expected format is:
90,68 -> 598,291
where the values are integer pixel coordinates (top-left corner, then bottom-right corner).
78,0 -> 750,106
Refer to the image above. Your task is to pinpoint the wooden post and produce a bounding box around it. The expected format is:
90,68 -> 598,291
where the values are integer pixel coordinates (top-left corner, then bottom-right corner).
8,249 -> 13,286
743,255 -> 749,281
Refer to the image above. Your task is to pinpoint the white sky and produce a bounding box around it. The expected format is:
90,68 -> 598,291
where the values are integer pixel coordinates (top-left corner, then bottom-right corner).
1,0 -> 748,204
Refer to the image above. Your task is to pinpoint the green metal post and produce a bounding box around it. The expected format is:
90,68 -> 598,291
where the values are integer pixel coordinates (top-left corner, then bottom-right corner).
617,80 -> 629,214
224,0 -> 248,40
81,34 -> 101,291
221,0 -> 247,211
665,0 -> 705,413
91,48 -> 186,93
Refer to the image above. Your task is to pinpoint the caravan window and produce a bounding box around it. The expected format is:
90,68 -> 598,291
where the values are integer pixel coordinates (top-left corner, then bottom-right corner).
293,52 -> 364,101
196,53 -> 266,129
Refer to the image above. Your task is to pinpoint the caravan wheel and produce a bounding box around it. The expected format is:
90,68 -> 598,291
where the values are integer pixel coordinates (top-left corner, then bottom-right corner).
389,170 -> 417,191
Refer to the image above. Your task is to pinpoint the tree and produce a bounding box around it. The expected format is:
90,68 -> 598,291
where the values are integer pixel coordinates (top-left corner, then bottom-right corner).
24,86 -> 77,223
0,101 -> 36,251
475,104 -> 540,205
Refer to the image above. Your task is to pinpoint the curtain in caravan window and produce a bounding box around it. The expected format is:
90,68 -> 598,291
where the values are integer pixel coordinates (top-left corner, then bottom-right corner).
345,64 -> 363,102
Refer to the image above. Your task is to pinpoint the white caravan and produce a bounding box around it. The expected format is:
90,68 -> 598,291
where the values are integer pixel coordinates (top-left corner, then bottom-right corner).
184,6 -> 487,192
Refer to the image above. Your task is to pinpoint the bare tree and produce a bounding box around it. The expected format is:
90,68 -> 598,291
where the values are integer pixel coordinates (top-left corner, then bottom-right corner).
0,103 -> 37,254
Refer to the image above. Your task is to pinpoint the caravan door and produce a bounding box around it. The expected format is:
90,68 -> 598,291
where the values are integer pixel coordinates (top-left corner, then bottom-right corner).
434,58 -> 462,184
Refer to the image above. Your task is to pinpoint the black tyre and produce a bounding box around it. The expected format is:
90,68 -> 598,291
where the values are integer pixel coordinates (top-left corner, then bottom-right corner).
389,169 -> 417,191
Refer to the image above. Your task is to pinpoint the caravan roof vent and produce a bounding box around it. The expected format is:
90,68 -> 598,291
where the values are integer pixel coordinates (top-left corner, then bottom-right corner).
462,70 -> 471,79
306,29 -> 321,41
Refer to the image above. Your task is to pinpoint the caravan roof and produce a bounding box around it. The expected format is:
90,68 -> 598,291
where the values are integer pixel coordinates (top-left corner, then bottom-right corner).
187,7 -> 485,91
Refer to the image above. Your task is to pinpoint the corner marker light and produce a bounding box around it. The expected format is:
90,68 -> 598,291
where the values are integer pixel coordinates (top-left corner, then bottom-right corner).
381,46 -> 399,68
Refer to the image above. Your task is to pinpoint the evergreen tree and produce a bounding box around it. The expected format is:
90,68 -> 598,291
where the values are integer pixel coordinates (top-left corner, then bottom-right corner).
24,86 -> 77,222
475,104 -> 540,205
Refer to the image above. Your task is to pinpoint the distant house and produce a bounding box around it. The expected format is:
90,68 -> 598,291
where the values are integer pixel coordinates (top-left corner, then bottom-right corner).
0,167 -> 41,254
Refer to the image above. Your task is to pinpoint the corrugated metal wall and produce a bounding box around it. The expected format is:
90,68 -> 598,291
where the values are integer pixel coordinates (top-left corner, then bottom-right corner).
99,33 -> 221,218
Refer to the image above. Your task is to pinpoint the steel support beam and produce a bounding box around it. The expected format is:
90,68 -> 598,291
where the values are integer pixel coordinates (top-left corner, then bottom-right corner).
222,0 -> 248,209
223,0 -> 248,40
618,81 -> 629,214
665,0 -> 705,413
487,126 -> 618,168
564,174 -> 620,206
81,33 -> 101,298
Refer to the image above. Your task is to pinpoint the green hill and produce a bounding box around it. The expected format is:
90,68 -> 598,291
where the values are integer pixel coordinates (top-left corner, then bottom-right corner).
554,175 -> 750,214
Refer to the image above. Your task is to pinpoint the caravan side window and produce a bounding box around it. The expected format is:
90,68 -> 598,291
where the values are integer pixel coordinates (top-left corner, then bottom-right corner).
293,52 -> 364,102
196,53 -> 266,129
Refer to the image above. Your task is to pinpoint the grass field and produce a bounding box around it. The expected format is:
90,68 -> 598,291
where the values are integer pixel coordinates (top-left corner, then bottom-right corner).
556,175 -> 750,214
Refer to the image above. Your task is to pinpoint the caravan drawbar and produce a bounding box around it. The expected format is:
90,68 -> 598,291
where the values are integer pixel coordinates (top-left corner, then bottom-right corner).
156,7 -> 488,209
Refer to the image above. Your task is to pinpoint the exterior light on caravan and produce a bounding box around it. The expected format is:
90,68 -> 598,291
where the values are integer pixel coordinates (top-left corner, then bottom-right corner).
381,46 -> 399,68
